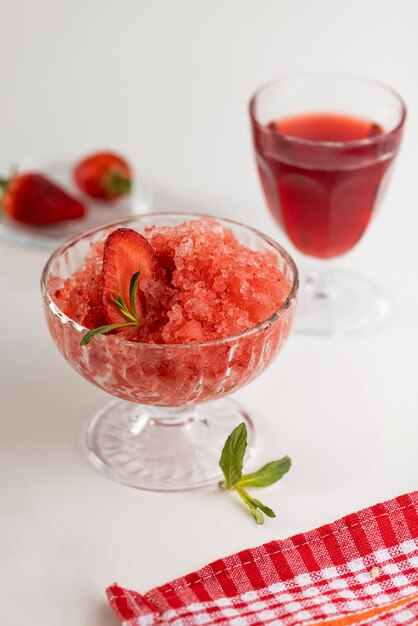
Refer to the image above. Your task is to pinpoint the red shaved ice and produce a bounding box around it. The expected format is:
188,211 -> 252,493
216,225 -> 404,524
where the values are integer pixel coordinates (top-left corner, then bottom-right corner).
46,218 -> 296,406
53,218 -> 290,343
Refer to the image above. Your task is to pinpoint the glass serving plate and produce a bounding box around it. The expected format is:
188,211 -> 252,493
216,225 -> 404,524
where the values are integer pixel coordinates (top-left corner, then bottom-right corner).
0,158 -> 152,249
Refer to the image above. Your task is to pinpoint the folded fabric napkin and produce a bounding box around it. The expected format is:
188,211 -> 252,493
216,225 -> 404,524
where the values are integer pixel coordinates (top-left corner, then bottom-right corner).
107,491 -> 418,625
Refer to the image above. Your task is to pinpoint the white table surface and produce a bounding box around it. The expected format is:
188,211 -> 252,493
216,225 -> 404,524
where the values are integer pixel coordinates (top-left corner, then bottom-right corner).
1,1 -> 418,624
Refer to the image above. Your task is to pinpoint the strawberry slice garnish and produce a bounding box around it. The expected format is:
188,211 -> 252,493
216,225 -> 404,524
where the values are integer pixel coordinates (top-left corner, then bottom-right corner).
81,228 -> 159,345
101,228 -> 157,324
0,172 -> 85,225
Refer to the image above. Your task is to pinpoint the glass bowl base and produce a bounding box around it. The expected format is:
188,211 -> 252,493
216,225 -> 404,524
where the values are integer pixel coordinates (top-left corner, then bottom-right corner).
84,397 -> 255,491
294,266 -> 388,338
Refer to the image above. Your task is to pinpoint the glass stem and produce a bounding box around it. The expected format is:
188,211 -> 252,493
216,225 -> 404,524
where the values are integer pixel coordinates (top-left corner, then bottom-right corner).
303,261 -> 340,301
146,405 -> 198,427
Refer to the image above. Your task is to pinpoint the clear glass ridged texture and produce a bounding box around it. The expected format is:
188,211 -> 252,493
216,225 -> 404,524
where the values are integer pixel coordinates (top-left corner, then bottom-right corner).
41,215 -> 298,408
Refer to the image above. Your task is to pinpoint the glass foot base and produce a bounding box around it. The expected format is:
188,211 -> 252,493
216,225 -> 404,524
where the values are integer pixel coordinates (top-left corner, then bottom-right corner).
294,266 -> 388,337
85,397 -> 255,491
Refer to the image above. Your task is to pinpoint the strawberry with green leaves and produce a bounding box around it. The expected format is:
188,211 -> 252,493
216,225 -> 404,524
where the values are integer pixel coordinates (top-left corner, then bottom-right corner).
0,172 -> 85,225
74,152 -> 132,201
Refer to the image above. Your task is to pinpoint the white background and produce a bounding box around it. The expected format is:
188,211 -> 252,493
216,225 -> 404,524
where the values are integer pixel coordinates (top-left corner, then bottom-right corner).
1,1 -> 418,624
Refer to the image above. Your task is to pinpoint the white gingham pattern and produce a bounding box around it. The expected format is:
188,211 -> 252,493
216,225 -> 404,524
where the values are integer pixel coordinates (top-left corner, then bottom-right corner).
108,492 -> 418,625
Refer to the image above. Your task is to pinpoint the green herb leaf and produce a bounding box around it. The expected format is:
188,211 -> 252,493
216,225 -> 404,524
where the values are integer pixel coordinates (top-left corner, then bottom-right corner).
218,423 -> 291,525
107,267 -> 141,324
253,499 -> 276,518
237,488 -> 266,523
80,322 -> 137,346
110,294 -> 137,323
250,506 -> 264,525
129,268 -> 141,321
236,486 -> 276,525
248,504 -> 264,526
237,457 -> 291,488
243,493 -> 276,518
236,487 -> 264,524
219,422 -> 247,490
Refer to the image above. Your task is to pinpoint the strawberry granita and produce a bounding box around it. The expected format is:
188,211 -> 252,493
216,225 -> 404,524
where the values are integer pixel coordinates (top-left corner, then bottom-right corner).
51,238 -> 105,330
44,215 -> 298,406
53,218 -> 291,344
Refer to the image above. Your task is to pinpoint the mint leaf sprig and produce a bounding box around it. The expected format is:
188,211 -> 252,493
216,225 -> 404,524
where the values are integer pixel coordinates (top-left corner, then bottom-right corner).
80,268 -> 142,346
219,423 -> 291,525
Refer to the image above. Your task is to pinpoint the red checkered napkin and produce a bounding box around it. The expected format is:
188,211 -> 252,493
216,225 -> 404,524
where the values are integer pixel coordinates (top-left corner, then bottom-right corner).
107,492 -> 418,625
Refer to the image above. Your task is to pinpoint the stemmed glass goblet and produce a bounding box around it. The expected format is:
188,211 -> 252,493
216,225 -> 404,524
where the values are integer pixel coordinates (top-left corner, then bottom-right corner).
41,213 -> 298,491
250,72 -> 406,336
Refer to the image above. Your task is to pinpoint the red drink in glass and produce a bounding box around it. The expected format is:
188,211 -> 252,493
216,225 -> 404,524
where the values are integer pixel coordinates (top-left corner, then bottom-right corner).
250,73 -> 406,336
254,112 -> 398,259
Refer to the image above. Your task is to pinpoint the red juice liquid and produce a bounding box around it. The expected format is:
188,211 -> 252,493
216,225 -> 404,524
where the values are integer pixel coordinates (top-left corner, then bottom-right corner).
253,112 -> 398,259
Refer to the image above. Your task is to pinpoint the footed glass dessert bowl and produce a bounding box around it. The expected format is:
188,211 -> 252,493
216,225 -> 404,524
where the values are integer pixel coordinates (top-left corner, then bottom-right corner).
41,213 -> 298,491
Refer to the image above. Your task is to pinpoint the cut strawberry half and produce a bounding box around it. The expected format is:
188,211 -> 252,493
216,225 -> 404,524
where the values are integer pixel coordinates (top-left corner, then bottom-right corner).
101,228 -> 159,326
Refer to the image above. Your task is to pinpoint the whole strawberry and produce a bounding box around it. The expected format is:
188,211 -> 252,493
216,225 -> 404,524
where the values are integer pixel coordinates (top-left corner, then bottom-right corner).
74,152 -> 132,201
0,172 -> 85,225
